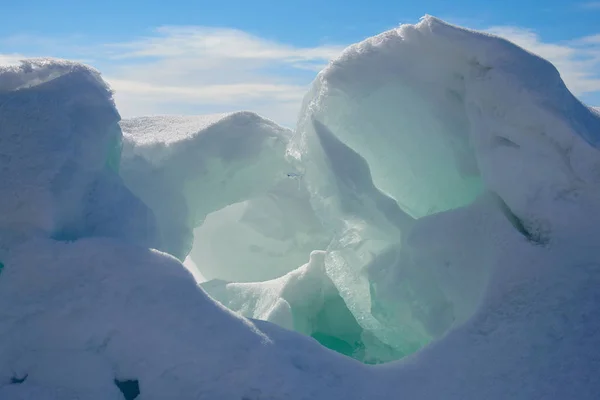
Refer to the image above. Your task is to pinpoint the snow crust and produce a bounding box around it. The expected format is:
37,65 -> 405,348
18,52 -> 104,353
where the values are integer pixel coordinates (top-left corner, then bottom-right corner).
2,15 -> 600,400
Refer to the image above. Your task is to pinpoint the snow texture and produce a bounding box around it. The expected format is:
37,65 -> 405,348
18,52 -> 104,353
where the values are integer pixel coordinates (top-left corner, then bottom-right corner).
2,15 -> 600,400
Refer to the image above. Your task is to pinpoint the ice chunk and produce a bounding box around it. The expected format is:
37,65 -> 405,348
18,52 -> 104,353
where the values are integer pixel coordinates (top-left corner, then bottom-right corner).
120,113 -> 330,282
283,15 -> 600,357
120,113 -> 293,260
0,59 -> 158,248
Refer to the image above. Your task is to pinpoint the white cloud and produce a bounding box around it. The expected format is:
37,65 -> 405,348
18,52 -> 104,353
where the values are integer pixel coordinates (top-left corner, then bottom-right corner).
107,26 -> 342,63
0,54 -> 25,66
96,27 -> 344,126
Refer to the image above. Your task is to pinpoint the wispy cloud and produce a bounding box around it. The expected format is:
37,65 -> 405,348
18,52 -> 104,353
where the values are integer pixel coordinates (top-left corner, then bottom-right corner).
0,28 -> 344,127
96,27 -> 344,125
107,26 -> 342,64
0,54 -> 23,65
579,2 -> 600,9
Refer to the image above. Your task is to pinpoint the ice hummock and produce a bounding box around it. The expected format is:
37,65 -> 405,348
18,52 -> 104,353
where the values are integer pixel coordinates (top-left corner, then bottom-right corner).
2,15 -> 600,400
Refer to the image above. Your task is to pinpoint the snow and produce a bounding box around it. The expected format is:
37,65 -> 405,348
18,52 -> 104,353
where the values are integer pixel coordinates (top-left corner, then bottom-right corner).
2,15 -> 600,400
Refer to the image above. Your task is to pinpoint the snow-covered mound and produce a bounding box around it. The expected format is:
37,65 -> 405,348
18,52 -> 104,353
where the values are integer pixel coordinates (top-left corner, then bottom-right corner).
3,15 -> 600,400
0,59 -> 158,254
0,238 -> 373,399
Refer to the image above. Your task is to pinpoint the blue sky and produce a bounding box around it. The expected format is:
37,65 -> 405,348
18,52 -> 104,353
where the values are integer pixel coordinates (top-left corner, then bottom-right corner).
1,0 -> 599,126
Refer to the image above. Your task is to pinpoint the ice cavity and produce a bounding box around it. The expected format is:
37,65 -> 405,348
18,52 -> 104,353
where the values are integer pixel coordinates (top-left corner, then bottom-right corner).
0,59 -> 157,250
120,113 -> 330,280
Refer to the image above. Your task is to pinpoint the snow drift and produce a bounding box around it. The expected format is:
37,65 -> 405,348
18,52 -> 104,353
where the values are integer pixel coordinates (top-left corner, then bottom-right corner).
2,15 -> 600,400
